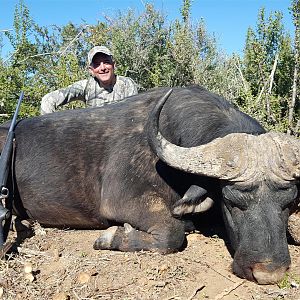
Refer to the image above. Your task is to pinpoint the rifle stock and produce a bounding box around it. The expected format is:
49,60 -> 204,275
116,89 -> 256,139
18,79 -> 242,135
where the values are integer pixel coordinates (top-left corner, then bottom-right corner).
0,91 -> 24,247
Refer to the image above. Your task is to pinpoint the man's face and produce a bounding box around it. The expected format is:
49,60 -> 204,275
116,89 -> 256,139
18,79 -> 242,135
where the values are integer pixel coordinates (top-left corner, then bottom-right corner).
89,53 -> 115,86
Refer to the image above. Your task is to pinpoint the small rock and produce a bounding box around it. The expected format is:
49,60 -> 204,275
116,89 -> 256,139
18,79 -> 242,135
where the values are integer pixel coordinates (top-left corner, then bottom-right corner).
154,281 -> 166,287
0,287 -> 3,298
187,233 -> 202,242
159,264 -> 169,274
52,249 -> 60,260
23,262 -> 33,274
288,213 -> 300,245
52,291 -> 70,300
77,272 -> 91,284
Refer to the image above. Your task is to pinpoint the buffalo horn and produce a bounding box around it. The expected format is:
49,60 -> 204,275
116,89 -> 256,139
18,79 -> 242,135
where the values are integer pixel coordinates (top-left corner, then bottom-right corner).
147,90 -> 300,181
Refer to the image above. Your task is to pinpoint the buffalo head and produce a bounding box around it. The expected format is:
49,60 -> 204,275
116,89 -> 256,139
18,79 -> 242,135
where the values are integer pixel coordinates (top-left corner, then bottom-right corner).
147,89 -> 300,284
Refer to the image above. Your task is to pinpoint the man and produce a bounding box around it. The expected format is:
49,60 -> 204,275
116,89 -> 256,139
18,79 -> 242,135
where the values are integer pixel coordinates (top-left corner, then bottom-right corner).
40,46 -> 138,115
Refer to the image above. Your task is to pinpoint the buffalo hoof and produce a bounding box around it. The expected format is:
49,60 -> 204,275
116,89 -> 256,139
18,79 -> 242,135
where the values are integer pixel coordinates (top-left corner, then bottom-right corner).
288,211 -> 300,245
93,226 -> 118,250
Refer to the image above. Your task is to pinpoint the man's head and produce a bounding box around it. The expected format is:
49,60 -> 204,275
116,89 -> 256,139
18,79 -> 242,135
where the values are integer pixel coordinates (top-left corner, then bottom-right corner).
88,46 -> 116,87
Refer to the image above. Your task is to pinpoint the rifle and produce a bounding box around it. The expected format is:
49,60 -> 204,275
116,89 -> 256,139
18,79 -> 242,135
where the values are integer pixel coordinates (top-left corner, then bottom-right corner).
0,91 -> 24,247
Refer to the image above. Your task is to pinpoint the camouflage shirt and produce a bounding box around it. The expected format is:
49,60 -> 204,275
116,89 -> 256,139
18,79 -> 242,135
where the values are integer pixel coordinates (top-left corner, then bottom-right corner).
40,75 -> 138,115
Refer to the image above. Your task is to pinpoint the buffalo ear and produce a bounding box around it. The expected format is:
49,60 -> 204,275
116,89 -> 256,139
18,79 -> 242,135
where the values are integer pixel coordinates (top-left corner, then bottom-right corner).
172,185 -> 214,217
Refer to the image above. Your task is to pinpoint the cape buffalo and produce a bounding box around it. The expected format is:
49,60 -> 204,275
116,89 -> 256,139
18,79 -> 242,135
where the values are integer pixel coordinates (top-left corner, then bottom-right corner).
0,86 -> 299,285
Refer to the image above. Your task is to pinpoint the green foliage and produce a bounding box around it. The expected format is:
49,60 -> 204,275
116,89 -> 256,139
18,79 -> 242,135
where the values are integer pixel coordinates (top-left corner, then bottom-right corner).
288,0 -> 300,133
278,272 -> 300,289
108,4 -> 174,89
275,34 -> 294,96
240,6 -> 298,132
244,8 -> 286,95
0,0 -> 298,135
180,0 -> 192,23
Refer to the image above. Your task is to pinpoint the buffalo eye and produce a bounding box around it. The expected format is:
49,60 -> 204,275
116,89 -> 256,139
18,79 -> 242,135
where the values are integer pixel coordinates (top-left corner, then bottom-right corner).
278,185 -> 299,210
222,184 -> 252,211
224,197 -> 248,211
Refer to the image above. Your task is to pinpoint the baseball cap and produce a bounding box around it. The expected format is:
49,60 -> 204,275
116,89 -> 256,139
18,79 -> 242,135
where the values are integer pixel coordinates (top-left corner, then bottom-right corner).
88,46 -> 113,65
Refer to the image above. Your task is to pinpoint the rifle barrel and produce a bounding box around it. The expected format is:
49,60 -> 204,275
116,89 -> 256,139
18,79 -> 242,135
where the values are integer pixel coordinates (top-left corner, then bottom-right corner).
9,91 -> 24,133
0,91 -> 24,247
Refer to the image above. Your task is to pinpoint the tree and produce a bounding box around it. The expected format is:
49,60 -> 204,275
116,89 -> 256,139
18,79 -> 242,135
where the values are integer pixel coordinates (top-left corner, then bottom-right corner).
108,4 -> 172,89
0,0 -> 39,121
241,7 -> 295,131
244,8 -> 287,96
168,0 -> 197,86
0,0 -> 296,135
288,0 -> 300,134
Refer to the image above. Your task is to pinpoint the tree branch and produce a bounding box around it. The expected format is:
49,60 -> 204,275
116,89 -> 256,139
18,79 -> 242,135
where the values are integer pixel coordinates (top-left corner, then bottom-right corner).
234,56 -> 250,92
266,53 -> 279,121
6,25 -> 89,65
256,53 -> 279,122
288,62 -> 299,130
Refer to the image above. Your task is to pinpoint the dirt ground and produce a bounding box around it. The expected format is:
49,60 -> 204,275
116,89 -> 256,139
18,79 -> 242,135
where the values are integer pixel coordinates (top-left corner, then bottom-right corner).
1,217 -> 300,300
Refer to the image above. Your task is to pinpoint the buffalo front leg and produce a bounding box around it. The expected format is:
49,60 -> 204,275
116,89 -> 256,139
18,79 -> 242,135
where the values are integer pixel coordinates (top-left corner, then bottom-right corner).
93,220 -> 185,254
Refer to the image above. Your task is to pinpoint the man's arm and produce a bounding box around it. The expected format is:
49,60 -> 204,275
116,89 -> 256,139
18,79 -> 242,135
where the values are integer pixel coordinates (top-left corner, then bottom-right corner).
40,79 -> 88,115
